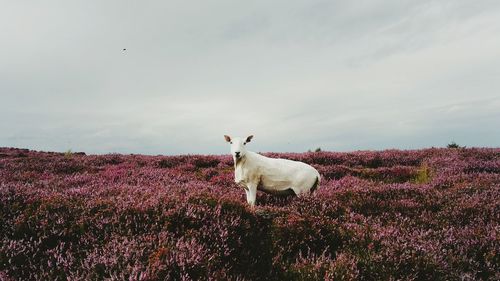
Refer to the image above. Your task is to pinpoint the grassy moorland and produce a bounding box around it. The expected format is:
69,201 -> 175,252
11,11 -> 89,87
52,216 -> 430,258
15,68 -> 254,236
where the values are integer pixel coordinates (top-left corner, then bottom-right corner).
0,147 -> 499,280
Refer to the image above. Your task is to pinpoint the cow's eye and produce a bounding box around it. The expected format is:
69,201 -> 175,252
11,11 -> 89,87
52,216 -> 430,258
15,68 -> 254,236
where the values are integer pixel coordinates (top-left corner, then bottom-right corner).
230,142 -> 233,144
243,142 -> 246,145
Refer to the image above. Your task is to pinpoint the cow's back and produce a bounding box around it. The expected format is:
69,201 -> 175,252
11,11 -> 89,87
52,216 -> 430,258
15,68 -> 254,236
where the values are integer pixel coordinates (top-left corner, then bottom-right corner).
250,152 -> 319,192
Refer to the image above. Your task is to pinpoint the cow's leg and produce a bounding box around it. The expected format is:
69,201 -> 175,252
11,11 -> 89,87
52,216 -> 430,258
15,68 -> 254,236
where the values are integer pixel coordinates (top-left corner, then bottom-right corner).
246,183 -> 257,207
244,189 -> 250,203
290,186 -> 299,195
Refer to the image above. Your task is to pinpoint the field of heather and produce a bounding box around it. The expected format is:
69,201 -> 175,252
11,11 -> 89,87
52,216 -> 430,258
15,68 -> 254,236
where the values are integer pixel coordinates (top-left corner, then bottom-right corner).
0,147 -> 499,280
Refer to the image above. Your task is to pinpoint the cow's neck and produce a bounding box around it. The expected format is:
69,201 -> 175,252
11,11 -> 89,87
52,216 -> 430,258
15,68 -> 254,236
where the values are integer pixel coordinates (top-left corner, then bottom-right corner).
234,154 -> 247,169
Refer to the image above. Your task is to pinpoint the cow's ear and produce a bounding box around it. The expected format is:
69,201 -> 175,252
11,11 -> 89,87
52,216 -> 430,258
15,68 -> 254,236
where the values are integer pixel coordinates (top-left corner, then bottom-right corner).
245,135 -> 254,143
224,135 -> 231,143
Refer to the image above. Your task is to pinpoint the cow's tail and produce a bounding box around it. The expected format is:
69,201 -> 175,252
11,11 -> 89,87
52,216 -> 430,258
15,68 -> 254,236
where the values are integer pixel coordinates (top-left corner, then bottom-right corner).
310,176 -> 320,193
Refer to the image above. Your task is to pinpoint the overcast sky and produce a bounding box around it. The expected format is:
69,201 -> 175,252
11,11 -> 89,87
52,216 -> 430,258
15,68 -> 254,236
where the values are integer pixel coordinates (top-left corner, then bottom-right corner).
1,0 -> 500,155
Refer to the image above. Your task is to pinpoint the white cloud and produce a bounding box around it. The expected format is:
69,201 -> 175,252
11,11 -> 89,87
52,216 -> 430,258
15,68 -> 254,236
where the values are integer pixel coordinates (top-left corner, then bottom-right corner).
1,0 -> 499,154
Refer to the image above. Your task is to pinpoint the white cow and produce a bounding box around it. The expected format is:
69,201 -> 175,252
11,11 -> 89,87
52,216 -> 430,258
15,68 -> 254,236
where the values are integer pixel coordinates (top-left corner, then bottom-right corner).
224,135 -> 320,206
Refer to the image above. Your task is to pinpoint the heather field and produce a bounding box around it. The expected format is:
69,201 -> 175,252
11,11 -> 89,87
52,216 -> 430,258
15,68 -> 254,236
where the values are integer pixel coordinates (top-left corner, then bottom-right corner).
0,147 -> 499,280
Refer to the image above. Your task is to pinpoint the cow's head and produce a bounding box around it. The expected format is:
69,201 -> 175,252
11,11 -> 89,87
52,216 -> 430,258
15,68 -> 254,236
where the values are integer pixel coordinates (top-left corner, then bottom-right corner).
224,135 -> 253,161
